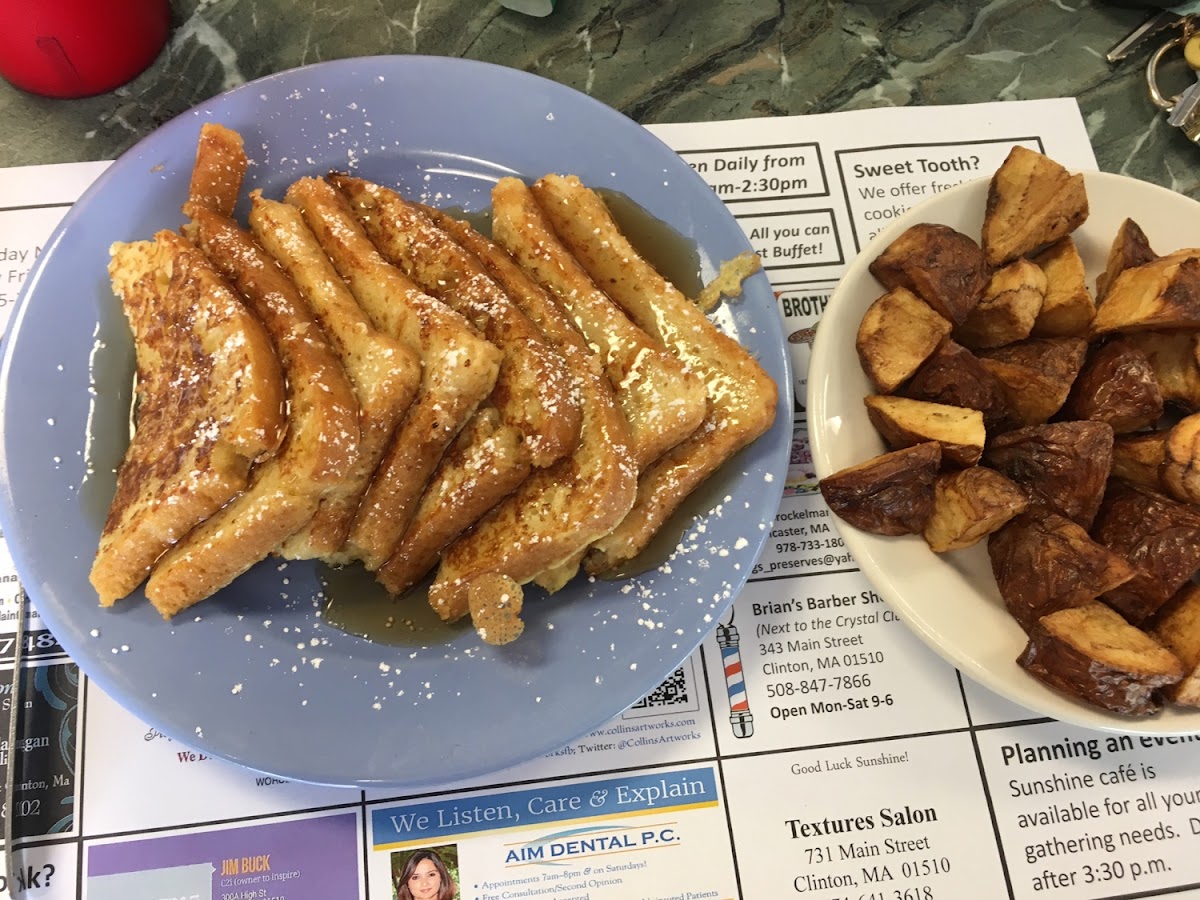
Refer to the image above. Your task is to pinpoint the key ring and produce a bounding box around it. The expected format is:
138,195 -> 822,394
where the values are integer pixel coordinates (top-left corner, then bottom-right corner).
1147,33 -> 1188,109
1147,34 -> 1185,109
1147,18 -> 1197,110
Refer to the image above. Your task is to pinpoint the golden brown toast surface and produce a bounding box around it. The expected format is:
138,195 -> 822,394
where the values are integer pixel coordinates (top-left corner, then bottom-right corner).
419,212 -> 610,597
423,221 -> 638,638
90,231 -> 286,606
90,120 -> 775,637
281,177 -> 503,570
531,174 -> 779,573
183,208 -> 359,487
427,360 -> 636,633
331,175 -> 581,470
185,123 -> 246,220
249,192 -> 422,566
377,405 -> 532,596
424,204 -> 595,364
490,176 -> 707,472
143,209 -> 362,618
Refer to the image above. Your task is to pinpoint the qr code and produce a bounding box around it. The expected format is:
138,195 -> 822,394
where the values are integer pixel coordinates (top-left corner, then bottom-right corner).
624,659 -> 699,719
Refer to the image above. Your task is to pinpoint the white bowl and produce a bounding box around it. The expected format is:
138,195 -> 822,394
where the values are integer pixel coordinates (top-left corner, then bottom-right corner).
808,170 -> 1200,735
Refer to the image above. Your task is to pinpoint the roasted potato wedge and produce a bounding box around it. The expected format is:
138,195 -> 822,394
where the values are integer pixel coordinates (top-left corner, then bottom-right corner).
1111,430 -> 1169,491
978,337 -> 1088,428
922,467 -> 1027,553
868,223 -> 987,326
1062,338 -> 1163,433
1122,330 -> 1200,410
1163,411 -> 1200,505
855,287 -> 952,393
900,340 -> 1011,429
1150,583 -> 1200,706
982,146 -> 1088,267
864,395 -> 985,467
1091,254 -> 1200,335
988,513 -> 1136,633
983,420 -> 1113,529
1097,218 -> 1156,301
1092,479 -> 1200,624
1032,237 -> 1095,337
954,258 -> 1045,351
819,442 -> 941,536
1018,601 -> 1183,716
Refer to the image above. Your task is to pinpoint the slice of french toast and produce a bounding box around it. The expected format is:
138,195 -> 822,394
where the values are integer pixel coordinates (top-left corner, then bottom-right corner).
490,176 -> 707,472
377,405 -> 532,596
428,357 -> 636,641
280,177 -> 505,570
420,204 -> 595,368
89,230 -> 286,606
331,175 -> 580,579
330,175 -> 581,470
422,207 -> 610,595
248,192 -> 422,565
144,208 -> 361,616
531,174 -> 779,574
185,122 -> 246,219
422,218 -> 637,642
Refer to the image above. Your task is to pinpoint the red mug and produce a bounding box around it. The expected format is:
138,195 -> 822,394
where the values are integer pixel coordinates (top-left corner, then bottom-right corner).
0,0 -> 170,98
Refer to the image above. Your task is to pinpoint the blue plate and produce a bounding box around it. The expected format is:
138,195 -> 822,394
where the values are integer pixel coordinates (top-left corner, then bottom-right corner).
0,57 -> 791,787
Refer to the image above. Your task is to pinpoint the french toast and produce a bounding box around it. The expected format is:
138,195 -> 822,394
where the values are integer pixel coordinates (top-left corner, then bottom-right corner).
89,230 -> 287,606
427,352 -> 636,639
90,120 -> 777,642
364,396 -> 529,578
330,174 -> 581,470
281,177 -> 505,569
377,405 -> 532,596
531,174 -> 779,574
422,216 -> 637,640
490,176 -> 708,471
185,122 -> 246,219
248,192 -> 422,564
420,204 -> 598,368
422,206 -> 614,595
145,207 -> 361,616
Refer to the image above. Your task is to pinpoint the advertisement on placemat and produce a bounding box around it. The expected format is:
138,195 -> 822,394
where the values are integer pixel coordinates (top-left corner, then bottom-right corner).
84,811 -> 363,899
366,766 -> 738,899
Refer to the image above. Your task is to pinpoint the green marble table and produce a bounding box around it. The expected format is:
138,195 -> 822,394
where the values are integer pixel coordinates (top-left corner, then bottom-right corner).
0,0 -> 1196,195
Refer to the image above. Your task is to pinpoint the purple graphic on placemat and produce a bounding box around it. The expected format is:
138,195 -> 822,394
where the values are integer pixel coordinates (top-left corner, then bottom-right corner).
86,810 -> 359,898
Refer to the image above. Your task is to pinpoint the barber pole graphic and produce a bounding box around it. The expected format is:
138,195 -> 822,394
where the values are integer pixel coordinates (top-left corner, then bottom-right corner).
716,616 -> 754,738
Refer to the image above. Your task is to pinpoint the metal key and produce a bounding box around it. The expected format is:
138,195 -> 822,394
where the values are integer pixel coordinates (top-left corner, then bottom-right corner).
1168,75 -> 1200,141
1108,9 -> 1189,63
